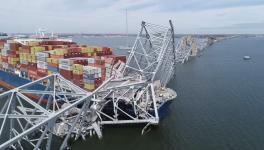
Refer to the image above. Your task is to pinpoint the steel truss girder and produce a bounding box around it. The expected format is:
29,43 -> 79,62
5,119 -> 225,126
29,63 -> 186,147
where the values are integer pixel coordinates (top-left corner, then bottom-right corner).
0,73 -> 160,150
122,20 -> 194,87
123,20 -> 177,87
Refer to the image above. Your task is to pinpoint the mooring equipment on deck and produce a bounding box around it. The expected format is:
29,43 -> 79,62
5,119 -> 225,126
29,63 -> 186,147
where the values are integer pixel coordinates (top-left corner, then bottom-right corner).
0,20 -> 192,150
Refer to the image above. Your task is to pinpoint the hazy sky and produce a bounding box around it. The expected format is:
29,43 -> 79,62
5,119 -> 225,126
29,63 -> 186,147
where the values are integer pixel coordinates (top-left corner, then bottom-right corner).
1,0 -> 264,34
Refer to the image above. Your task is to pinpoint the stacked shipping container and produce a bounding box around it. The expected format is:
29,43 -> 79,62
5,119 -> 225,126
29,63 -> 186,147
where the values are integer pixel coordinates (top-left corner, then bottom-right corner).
0,40 -> 6,69
59,58 -> 73,80
0,40 -> 126,91
37,51 -> 49,77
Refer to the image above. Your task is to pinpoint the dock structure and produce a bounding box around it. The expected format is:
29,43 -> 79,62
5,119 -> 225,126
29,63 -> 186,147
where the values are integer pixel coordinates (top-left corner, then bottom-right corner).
0,20 -> 192,150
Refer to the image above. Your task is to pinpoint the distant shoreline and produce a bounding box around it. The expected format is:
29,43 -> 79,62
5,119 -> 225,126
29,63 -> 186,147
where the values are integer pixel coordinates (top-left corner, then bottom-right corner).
4,33 -> 264,38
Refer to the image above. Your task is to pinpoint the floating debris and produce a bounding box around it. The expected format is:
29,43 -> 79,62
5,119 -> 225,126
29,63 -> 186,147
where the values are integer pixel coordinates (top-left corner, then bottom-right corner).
243,56 -> 251,60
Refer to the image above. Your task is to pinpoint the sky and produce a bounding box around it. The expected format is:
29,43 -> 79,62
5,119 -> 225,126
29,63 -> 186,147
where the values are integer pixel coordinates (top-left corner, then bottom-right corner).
0,0 -> 264,34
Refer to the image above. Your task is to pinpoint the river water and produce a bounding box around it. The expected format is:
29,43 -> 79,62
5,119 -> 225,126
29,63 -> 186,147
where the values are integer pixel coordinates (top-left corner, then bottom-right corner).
67,36 -> 264,150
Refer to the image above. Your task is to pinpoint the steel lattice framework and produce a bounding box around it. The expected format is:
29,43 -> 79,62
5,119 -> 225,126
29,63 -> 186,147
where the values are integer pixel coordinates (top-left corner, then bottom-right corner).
123,21 -> 192,87
0,20 -> 192,150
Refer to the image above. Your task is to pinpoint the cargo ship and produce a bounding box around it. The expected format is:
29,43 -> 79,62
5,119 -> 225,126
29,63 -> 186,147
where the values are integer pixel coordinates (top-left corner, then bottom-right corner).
0,32 -> 175,120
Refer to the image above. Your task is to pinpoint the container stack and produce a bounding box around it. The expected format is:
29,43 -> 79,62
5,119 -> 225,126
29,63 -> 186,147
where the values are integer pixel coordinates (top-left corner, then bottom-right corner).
81,46 -> 96,57
47,57 -> 59,75
21,45 -> 31,78
19,51 -> 28,78
104,57 -> 114,80
0,40 -> 5,69
36,52 -> 49,78
93,57 -> 105,86
94,66 -> 102,89
87,57 -> 95,65
1,43 -> 9,70
30,46 -> 45,63
51,49 -> 67,59
28,62 -> 38,80
0,39 -> 127,92
59,58 -> 73,80
94,46 -> 112,56
72,64 -> 84,88
0,40 -> 5,49
83,66 -> 96,91
64,47 -> 82,58
8,42 -> 21,71
102,47 -> 112,55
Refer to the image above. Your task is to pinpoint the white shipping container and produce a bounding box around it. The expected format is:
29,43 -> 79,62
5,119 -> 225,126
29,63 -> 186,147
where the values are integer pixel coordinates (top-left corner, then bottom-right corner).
87,58 -> 95,64
38,65 -> 47,70
20,60 -> 28,64
37,61 -> 48,66
93,68 -> 98,74
94,73 -> 99,78
105,63 -> 111,67
97,68 -> 101,73
1,49 -> 8,55
1,52 -> 8,56
2,62 -> 8,69
3,44 -> 9,49
6,40 -> 13,44
59,64 -> 72,71
37,61 -> 48,69
37,64 -> 48,69
83,66 -> 97,74
106,70 -> 111,74
37,57 -> 47,62
84,70 -> 93,74
59,59 -> 74,66
36,52 -> 49,58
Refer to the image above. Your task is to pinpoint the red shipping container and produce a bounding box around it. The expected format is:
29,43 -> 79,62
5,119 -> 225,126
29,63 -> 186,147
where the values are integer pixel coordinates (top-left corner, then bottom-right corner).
0,41 -> 5,46
95,78 -> 102,88
28,69 -> 38,80
9,43 -> 21,51
22,45 -> 30,51
105,55 -> 126,64
20,67 -> 28,72
28,69 -> 37,75
28,63 -> 37,70
59,69 -> 73,80
8,50 -> 17,55
51,45 -> 64,49
72,74 -> 83,80
68,43 -> 78,47
37,71 -> 48,78
71,59 -> 88,66
48,63 -> 58,68
68,47 -> 81,53
2,56 -> 8,62
37,68 -> 48,74
20,64 -> 28,69
72,79 -> 84,87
